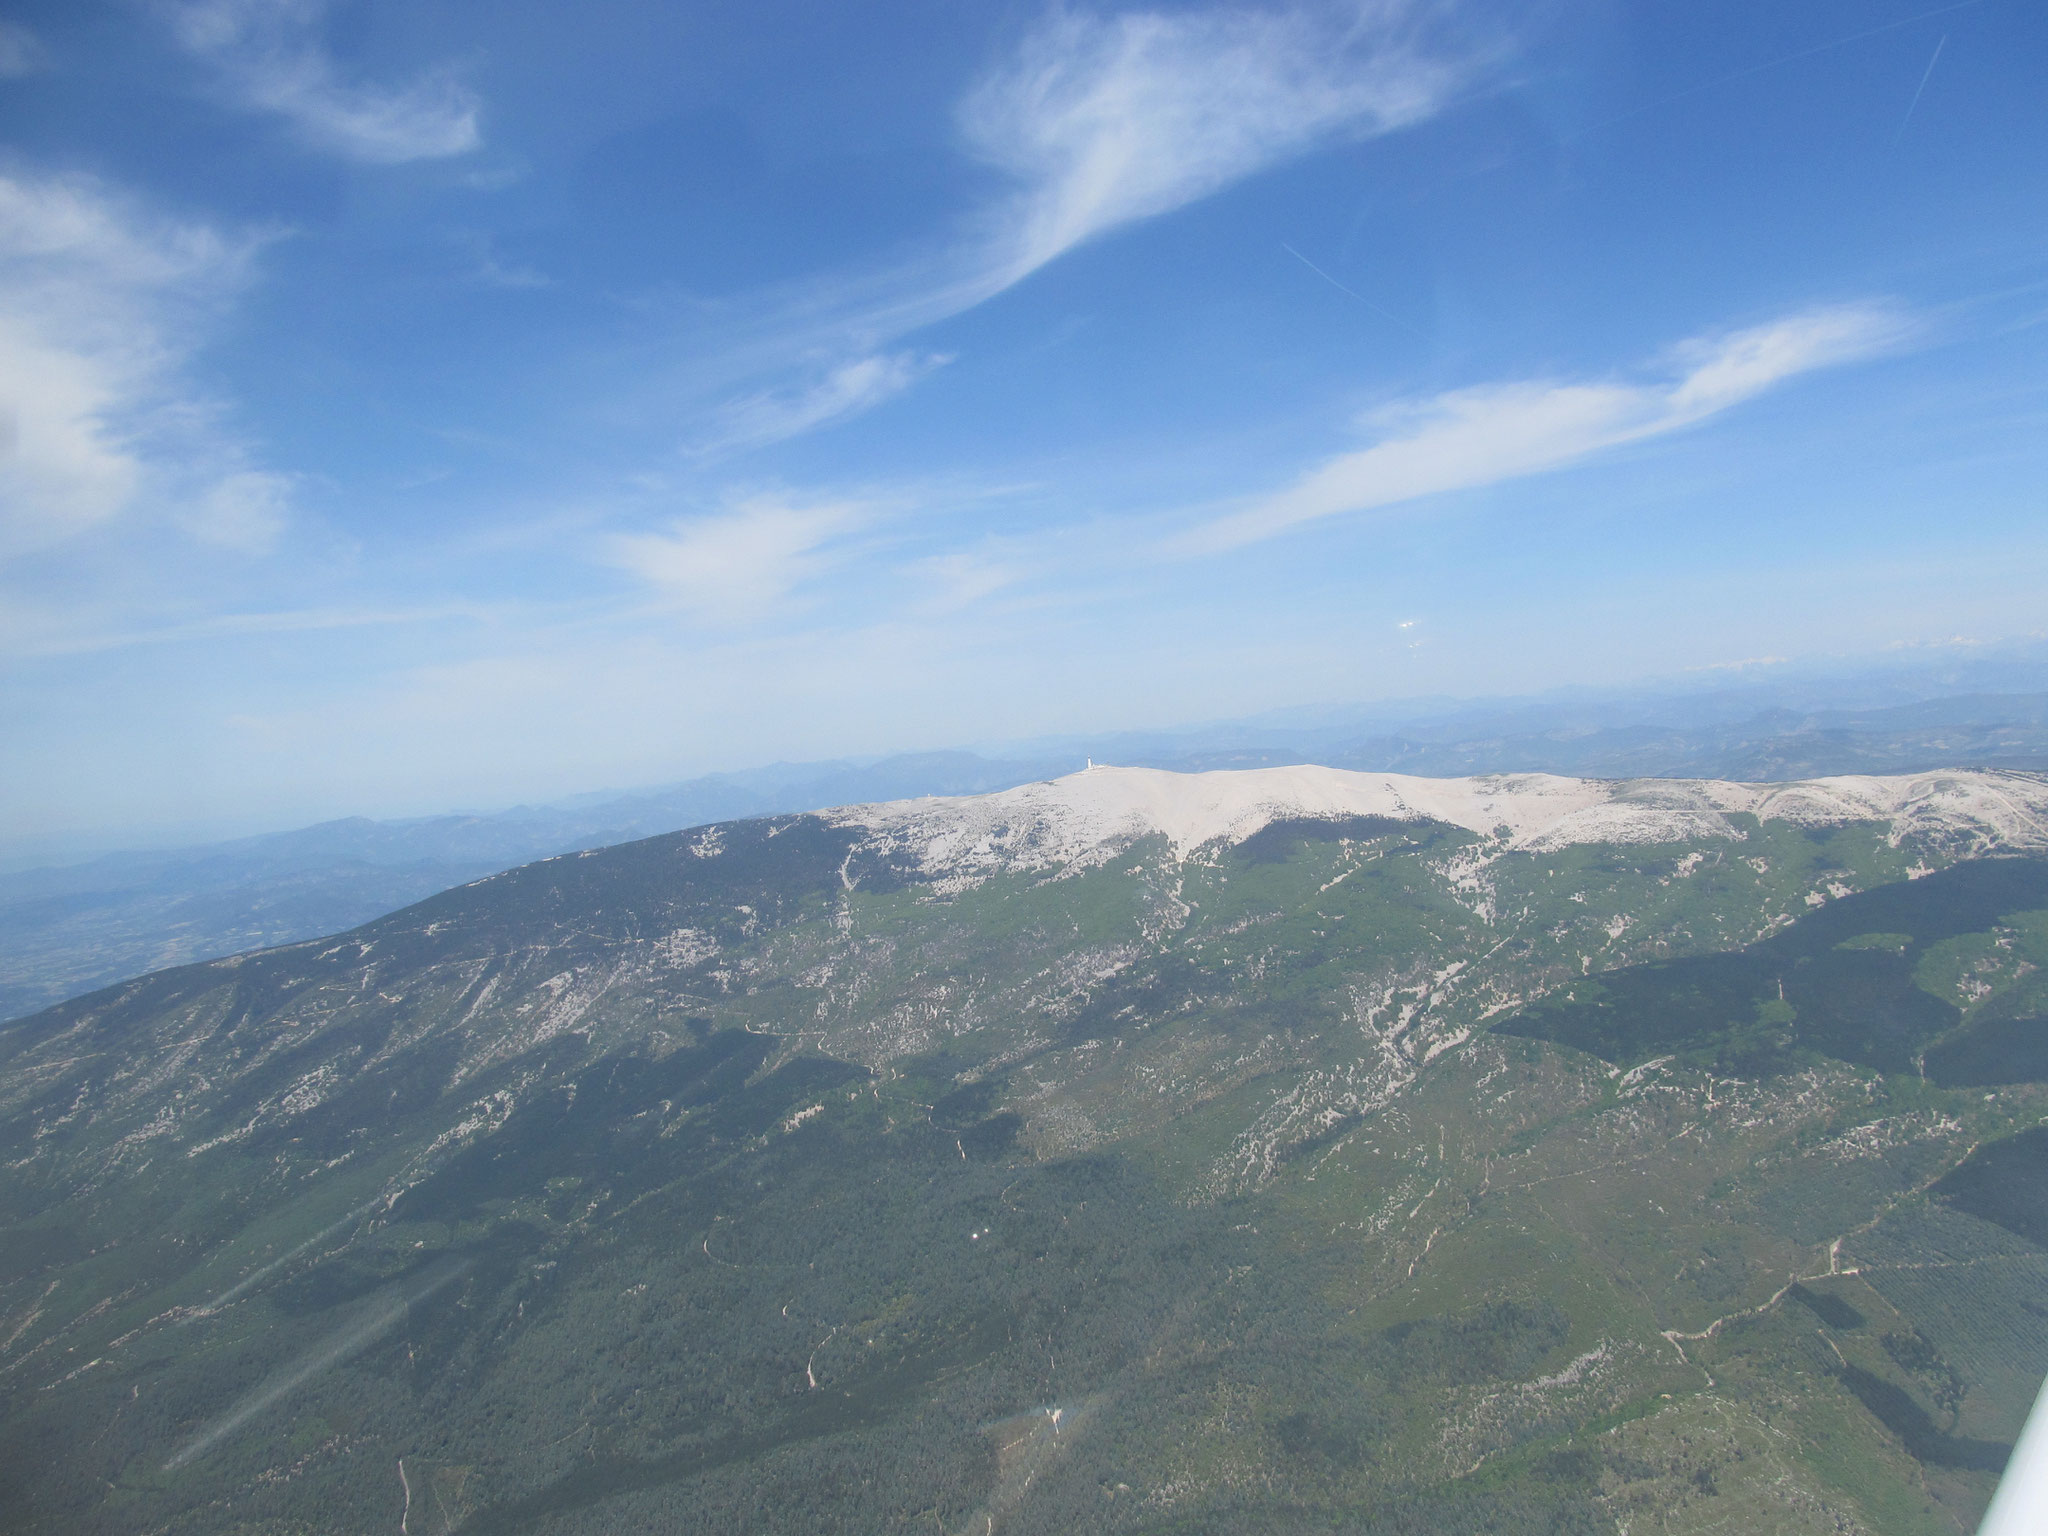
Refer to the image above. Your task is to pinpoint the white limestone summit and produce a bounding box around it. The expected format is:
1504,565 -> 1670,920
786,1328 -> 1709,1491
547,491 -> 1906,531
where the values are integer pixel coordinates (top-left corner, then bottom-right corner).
833,764 -> 2048,885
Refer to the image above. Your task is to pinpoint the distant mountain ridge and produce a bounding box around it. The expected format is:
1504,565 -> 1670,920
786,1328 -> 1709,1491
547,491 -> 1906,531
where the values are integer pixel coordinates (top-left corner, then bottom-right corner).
4,688 -> 2047,1021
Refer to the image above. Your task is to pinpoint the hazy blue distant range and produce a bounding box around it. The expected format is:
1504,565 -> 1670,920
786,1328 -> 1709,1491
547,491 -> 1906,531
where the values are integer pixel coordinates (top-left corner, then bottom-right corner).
3,763 -> 2048,1534
4,685 -> 2048,1022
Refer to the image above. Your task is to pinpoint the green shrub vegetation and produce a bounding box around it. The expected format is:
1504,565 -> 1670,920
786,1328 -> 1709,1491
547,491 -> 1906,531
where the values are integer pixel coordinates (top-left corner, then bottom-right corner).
1,812 -> 2044,1534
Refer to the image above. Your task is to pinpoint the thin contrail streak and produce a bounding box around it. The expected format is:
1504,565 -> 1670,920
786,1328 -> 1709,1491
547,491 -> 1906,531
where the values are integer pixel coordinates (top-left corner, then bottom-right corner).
1279,244 -> 1427,337
164,1258 -> 471,1471
1561,0 -> 1982,148
1896,34 -> 1948,143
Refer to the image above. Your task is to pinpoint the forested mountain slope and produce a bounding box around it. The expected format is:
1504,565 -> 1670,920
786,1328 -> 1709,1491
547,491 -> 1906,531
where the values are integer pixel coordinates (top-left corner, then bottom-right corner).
4,767 -> 2048,1535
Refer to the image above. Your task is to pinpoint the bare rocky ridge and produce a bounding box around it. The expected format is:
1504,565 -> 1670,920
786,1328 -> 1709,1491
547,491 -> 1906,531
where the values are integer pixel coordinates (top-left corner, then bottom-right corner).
837,765 -> 2048,882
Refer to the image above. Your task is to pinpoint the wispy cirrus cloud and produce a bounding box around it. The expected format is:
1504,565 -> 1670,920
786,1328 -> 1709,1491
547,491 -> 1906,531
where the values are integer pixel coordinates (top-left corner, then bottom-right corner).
958,2 -> 1463,295
184,468 -> 297,552
167,0 -> 481,163
694,351 -> 952,458
683,3 -> 1472,452
0,170 -> 289,558
0,20 -> 49,77
1,598 -> 499,660
1181,304 -> 1914,552
607,495 -> 870,625
909,549 -> 1022,615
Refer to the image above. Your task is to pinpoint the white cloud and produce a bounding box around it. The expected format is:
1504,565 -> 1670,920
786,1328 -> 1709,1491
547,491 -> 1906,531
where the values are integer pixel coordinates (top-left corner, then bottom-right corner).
683,3 -> 1469,452
0,171 -> 286,558
473,251 -> 549,290
1183,305 -> 1912,552
607,496 -> 868,624
0,21 -> 50,77
0,316 -> 141,544
696,351 -> 950,457
910,550 -> 1019,614
958,2 -> 1461,296
185,468 -> 295,552
0,170 -> 247,291
1,599 -> 492,660
168,0 -> 481,163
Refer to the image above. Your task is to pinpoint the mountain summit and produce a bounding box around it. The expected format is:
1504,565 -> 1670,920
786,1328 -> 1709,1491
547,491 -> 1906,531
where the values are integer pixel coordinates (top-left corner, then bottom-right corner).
836,764 -> 2048,878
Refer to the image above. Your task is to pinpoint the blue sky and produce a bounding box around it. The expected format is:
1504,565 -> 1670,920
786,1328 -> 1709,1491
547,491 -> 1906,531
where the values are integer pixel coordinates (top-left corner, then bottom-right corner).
0,0 -> 2044,845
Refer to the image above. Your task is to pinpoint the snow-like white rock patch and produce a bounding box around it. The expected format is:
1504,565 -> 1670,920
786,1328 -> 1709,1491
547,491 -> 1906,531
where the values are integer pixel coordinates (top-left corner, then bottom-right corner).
831,765 -> 2048,883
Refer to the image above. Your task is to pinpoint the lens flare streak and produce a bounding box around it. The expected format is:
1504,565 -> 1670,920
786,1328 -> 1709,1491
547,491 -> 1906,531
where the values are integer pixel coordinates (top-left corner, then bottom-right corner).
163,1257 -> 471,1471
